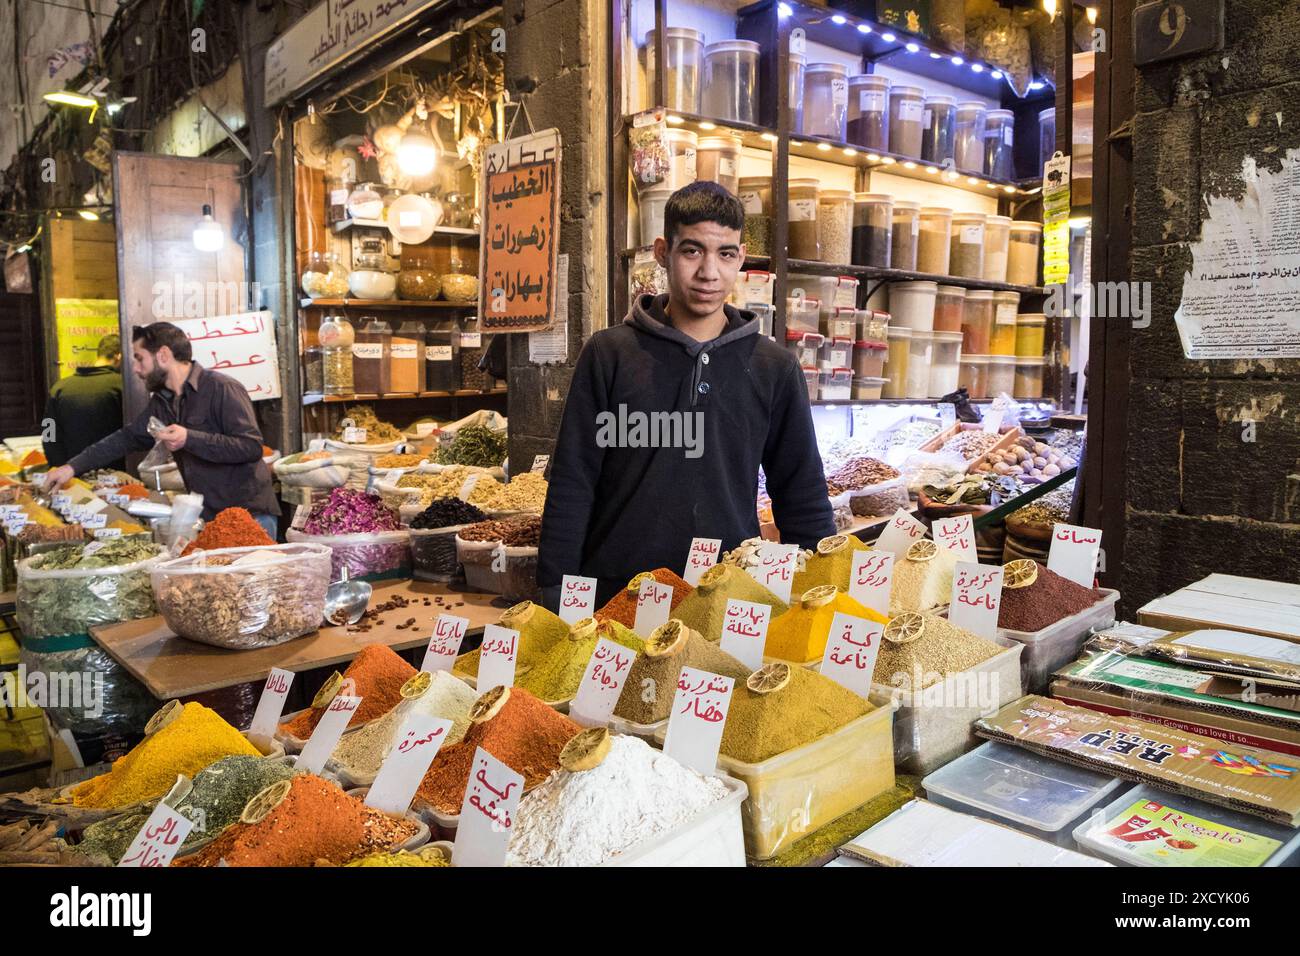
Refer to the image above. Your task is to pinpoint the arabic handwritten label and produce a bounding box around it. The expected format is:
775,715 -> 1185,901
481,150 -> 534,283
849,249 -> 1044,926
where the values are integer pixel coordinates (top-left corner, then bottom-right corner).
421,614 -> 468,673
93,527 -> 123,540
247,667 -> 294,744
453,748 -> 525,868
748,542 -> 799,604
1048,522 -> 1103,588
569,637 -> 637,728
683,537 -> 722,586
719,600 -> 771,671
365,713 -> 453,816
82,513 -> 108,530
118,802 -> 195,868
875,509 -> 928,557
169,312 -> 281,401
296,694 -> 362,775
530,454 -> 549,474
50,494 -> 70,509
633,579 -> 674,638
934,515 -> 977,563
662,666 -> 733,775
948,562 -> 1004,639
477,624 -> 520,690
848,550 -> 894,616
558,574 -> 598,625
820,612 -> 884,699
106,493 -> 129,507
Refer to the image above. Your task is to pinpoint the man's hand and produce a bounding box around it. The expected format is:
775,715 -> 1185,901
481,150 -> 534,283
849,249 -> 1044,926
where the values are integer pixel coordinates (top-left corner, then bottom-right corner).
157,425 -> 188,452
43,465 -> 75,492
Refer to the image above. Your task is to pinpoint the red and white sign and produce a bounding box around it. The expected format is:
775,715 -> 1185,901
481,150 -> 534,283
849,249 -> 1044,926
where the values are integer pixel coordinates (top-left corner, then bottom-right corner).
948,562 -> 1004,639
171,311 -> 281,401
718,599 -> 771,671
1047,523 -> 1103,588
421,614 -> 468,673
934,515 -> 977,563
848,551 -> 894,616
820,611 -> 884,699
247,667 -> 294,744
118,803 -> 195,868
558,575 -> 598,624
296,694 -> 362,775
749,542 -> 800,604
453,748 -> 525,868
478,624 -> 520,690
683,537 -> 722,586
633,579 -> 674,638
365,713 -> 453,815
875,509 -> 928,557
662,666 -> 734,775
569,637 -> 637,728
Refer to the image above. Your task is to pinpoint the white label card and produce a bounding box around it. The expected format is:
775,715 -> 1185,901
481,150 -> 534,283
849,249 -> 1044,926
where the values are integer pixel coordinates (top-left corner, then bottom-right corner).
530,454 -> 549,474
982,408 -> 1005,433
939,403 -> 957,428
107,494 -> 129,507
478,624 -> 520,690
934,515 -> 977,563
422,614 -> 469,672
633,579 -> 674,638
820,611 -> 885,699
1047,523 -> 1103,588
343,426 -> 367,444
118,803 -> 195,868
848,550 -> 894,617
683,537 -> 722,586
718,599 -> 771,671
296,694 -> 362,775
662,666 -> 734,776
454,747 -> 525,868
93,528 -> 123,540
875,509 -> 928,557
460,332 -> 482,348
51,494 -> 70,508
247,667 -> 294,743
749,542 -> 799,604
569,637 -> 638,728
558,575 -> 598,624
83,513 -> 107,529
365,713 -> 453,815
948,562 -> 1003,639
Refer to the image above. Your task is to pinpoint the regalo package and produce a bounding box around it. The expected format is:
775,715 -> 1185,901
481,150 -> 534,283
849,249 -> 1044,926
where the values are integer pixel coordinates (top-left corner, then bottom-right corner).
974,695 -> 1300,826
1143,628 -> 1300,683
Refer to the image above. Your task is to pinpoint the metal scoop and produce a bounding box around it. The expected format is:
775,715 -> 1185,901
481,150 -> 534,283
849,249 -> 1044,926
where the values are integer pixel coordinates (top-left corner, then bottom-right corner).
323,566 -> 371,627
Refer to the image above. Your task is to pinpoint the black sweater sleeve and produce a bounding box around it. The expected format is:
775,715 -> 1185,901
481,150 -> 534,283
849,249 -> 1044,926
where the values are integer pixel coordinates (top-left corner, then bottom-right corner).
762,360 -> 836,549
538,341 -> 609,587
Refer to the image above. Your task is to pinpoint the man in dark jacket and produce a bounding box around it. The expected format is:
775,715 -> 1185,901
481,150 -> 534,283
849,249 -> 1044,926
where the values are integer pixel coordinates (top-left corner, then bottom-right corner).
43,322 -> 280,536
43,333 -> 124,469
539,181 -> 835,609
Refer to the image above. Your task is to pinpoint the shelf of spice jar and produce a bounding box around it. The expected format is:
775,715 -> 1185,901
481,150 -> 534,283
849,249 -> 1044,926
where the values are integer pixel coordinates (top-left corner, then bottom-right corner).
331,219 -> 480,236
300,298 -> 478,309
302,388 -> 507,405
636,111 -> 778,154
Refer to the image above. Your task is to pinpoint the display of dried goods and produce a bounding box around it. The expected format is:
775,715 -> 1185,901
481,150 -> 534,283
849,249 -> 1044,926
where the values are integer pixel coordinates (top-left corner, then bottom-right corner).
332,405 -> 403,443
922,473 -> 1025,507
409,497 -> 488,530
825,457 -> 900,495
971,436 -> 1075,482
0,820 -> 83,867
458,515 -> 541,547
17,539 -> 163,638
303,488 -> 401,535
721,537 -> 811,574
474,472 -> 548,512
940,429 -> 1003,461
436,424 -> 508,468
373,453 -> 426,469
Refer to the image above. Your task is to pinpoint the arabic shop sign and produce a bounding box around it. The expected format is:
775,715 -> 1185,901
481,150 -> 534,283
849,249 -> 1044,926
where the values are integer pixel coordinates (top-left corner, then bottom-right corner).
265,0 -> 443,105
169,311 -> 281,401
479,129 -> 562,333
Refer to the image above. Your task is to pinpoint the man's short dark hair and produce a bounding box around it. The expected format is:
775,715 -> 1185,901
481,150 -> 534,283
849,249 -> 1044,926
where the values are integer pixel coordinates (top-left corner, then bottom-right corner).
96,334 -> 121,360
663,181 -> 744,247
132,322 -> 192,363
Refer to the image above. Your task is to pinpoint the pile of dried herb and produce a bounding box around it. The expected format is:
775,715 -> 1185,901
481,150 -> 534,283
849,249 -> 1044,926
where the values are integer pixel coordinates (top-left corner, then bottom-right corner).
409,497 -> 487,530
17,538 -> 163,638
333,405 -> 403,443
436,424 -> 507,468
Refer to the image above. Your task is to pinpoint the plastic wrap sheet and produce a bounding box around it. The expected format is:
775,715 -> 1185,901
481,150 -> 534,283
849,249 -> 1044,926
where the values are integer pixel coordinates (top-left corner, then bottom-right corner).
900,450 -> 969,496
409,525 -> 467,581
285,528 -> 411,582
17,551 -> 163,640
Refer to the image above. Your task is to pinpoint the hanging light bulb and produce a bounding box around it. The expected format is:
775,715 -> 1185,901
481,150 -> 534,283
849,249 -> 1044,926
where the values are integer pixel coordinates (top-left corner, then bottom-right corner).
1042,0 -> 1058,19
398,98 -> 439,177
192,204 -> 224,252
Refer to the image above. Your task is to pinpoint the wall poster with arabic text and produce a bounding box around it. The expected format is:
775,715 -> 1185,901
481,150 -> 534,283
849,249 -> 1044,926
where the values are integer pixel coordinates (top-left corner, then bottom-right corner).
169,311 -> 281,401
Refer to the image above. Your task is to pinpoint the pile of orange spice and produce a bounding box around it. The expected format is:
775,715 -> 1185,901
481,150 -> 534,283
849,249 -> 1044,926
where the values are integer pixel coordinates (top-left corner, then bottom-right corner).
181,507 -> 274,555
278,644 -> 416,739
116,483 -> 150,500
594,568 -> 693,629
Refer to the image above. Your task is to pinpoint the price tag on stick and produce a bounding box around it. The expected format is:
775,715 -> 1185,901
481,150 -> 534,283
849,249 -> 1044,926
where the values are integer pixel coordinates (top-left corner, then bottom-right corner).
530,454 -> 549,474
718,600 -> 771,671
662,666 -> 734,775
478,624 -> 520,690
682,537 -> 722,586
934,515 -> 977,563
948,562 -> 1004,639
558,574 -> 598,624
118,802 -> 195,868
820,612 -> 884,699
633,578 -> 674,638
366,713 -> 453,815
875,509 -> 928,557
569,636 -> 638,728
421,614 -> 468,673
453,747 -> 525,868
848,550 -> 894,617
247,667 -> 294,744
296,694 -> 362,774
1047,523 -> 1103,588
749,542 -> 799,604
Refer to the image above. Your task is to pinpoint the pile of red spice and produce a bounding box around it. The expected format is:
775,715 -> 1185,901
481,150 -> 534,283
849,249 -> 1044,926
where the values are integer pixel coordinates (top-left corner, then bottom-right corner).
594,568 -> 693,628
173,774 -> 418,867
181,507 -> 275,555
997,562 -> 1104,632
416,688 -> 581,814
117,483 -> 150,500
278,644 -> 416,739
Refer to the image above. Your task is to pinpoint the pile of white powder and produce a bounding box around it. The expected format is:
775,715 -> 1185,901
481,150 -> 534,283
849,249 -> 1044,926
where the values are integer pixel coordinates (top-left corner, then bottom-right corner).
506,735 -> 729,866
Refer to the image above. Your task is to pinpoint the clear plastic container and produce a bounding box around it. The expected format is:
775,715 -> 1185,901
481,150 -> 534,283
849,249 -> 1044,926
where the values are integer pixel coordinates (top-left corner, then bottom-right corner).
881,327 -> 912,399
986,354 -> 1016,396
1038,107 -> 1057,176
803,62 -> 849,140
696,134 -> 742,195
787,179 -> 820,260
921,95 -> 956,167
984,109 -> 1016,180
989,291 -> 1020,355
929,330 -> 963,398
1014,357 -> 1045,398
818,368 -> 853,401
984,215 -> 1012,282
923,741 -> 1122,847
890,201 -> 921,271
820,336 -> 854,372
889,280 -> 937,332
851,192 -> 892,267
847,74 -> 890,150
858,309 -> 889,345
703,40 -> 760,125
352,316 -> 391,396
800,367 -> 818,401
822,306 -> 857,341
425,320 -> 460,392
949,212 -> 987,278
959,354 -> 989,399
998,589 -> 1119,693
1015,313 -> 1047,357
904,330 -> 934,399
786,299 -> 821,336
852,376 -> 889,400
638,183 -> 674,245
818,189 -> 854,265
645,27 -> 705,114
918,207 -> 952,274
738,177 -> 773,256
888,85 -> 925,158
961,289 -> 995,353
933,285 -> 965,333
391,319 -> 425,395
1007,222 -> 1043,287
664,128 -> 698,190
955,101 -> 987,173
788,53 -> 807,134
853,341 -> 886,377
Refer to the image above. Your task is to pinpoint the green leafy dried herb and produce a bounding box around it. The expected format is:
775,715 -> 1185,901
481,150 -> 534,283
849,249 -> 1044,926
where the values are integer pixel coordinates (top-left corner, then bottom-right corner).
435,424 -> 507,468
18,540 -> 163,638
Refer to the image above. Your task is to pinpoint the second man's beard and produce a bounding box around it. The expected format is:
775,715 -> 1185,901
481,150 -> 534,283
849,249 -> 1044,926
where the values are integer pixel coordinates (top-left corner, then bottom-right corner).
145,367 -> 167,392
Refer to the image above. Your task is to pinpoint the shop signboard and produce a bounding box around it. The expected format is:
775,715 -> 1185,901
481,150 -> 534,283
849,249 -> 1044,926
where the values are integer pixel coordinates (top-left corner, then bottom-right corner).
170,311 -> 281,401
54,298 -> 119,379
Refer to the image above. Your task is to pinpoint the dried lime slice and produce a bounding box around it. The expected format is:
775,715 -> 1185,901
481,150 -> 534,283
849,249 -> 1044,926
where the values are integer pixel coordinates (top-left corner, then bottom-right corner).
558,727 -> 611,772
400,671 -> 432,700
645,619 -> 688,658
311,671 -> 344,709
884,612 -> 927,644
626,571 -> 656,593
469,684 -> 510,723
240,779 -> 292,825
816,534 -> 849,555
800,584 -> 839,609
500,601 -> 536,629
568,617 -> 598,642
144,699 -> 182,736
1003,559 -> 1039,590
906,539 -> 938,562
746,662 -> 792,695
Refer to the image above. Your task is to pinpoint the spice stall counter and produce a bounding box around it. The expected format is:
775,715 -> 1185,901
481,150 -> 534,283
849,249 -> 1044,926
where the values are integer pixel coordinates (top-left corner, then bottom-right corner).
0,589 -> 14,614
87,579 -> 503,700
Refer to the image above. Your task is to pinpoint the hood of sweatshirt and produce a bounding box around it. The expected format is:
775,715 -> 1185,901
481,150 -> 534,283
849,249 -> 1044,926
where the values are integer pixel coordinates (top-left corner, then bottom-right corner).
625,293 -> 760,356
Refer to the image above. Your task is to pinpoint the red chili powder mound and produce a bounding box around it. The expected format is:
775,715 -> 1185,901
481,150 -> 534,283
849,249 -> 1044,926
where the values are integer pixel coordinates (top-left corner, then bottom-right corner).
997,562 -> 1104,632
279,644 -> 416,739
181,507 -> 274,555
593,568 -> 693,628
416,688 -> 581,814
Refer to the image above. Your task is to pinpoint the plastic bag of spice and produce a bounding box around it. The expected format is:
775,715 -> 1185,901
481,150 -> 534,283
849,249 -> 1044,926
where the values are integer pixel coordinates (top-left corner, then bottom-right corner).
285,528 -> 411,582
410,525 -> 470,581
847,476 -> 910,518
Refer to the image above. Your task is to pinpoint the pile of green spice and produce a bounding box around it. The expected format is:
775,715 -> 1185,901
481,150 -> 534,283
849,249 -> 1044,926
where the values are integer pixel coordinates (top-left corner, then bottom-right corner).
997,562 -> 1104,632
436,423 -> 507,467
872,613 -> 1004,691
613,622 -> 751,725
721,667 -> 871,763
517,618 -> 644,702
454,601 -> 569,680
594,568 -> 693,629
791,534 -> 869,597
672,564 -> 789,642
18,538 -> 163,639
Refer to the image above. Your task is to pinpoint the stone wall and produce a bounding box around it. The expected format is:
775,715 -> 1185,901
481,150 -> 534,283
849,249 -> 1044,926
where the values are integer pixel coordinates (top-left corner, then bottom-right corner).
1123,0 -> 1300,609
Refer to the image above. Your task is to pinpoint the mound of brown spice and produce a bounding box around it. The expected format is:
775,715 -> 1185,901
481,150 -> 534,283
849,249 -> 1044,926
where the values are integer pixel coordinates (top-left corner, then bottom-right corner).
278,644 -> 416,739
997,562 -> 1104,632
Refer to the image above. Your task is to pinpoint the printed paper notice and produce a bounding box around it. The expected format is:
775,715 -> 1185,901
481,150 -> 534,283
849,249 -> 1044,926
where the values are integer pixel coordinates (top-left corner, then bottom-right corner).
529,253 -> 569,363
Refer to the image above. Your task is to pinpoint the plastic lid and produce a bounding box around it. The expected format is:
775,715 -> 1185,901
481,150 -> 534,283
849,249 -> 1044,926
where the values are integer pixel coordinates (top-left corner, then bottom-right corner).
890,84 -> 923,96
854,340 -> 888,350
1010,220 -> 1044,233
854,192 -> 894,203
665,127 -> 699,142
820,189 -> 853,201
1017,313 -> 1047,324
987,354 -> 1016,364
920,206 -> 954,217
887,326 -> 913,339
965,289 -> 994,300
787,295 -> 821,308
645,27 -> 705,43
956,100 -> 987,111
893,280 -> 938,292
807,61 -> 849,75
935,285 -> 966,296
987,214 -> 1013,226
785,330 -> 825,344
789,178 -> 820,188
932,330 -> 964,343
892,200 -> 922,211
698,135 -> 742,149
987,108 -> 1014,119
952,211 -> 988,222
849,73 -> 890,86
1015,356 -> 1046,365
705,39 -> 761,55
738,176 -> 771,187
1039,106 -> 1056,120
924,94 -> 956,105
960,354 -> 991,364
992,290 -> 1021,302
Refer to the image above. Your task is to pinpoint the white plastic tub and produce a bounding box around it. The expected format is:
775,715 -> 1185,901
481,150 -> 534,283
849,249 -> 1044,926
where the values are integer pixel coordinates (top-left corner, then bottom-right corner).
603,773 -> 748,866
922,741 -> 1122,848
998,588 -> 1120,693
889,281 -> 938,332
608,712 -> 668,742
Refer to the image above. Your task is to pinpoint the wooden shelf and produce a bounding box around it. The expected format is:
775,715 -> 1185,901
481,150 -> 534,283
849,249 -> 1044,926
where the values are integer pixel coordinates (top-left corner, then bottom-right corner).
782,259 -> 1046,296
303,388 -> 506,405
332,218 -> 480,237
300,298 -> 477,309
649,111 -> 777,153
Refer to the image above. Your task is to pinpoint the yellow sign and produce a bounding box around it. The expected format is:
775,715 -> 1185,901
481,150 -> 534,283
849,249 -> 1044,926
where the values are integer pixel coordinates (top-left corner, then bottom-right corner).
54,298 -> 120,378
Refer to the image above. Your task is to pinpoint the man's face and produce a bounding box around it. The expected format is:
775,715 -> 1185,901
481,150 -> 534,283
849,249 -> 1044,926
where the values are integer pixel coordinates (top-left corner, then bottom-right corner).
132,345 -> 167,392
655,221 -> 745,321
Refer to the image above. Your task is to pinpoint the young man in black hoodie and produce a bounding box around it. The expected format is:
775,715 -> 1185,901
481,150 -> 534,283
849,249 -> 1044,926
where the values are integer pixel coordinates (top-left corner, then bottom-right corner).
538,181 -> 835,609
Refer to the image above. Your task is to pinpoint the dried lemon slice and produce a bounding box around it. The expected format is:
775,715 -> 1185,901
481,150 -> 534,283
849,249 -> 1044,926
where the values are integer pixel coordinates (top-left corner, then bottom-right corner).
906,539 -> 938,562
626,571 -> 656,593
143,699 -> 182,736
884,612 -> 927,644
240,779 -> 292,825
1002,559 -> 1039,590
568,617 -> 598,642
500,601 -> 536,629
558,727 -> 611,772
469,685 -> 510,723
746,662 -> 792,695
697,564 -> 728,590
312,671 -> 344,709
800,584 -> 839,609
817,534 -> 850,556
400,671 -> 432,699
645,619 -> 688,658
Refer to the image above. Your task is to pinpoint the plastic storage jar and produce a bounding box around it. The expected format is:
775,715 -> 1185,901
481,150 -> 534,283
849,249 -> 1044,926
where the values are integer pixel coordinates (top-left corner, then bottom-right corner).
851,193 -> 893,267
986,354 -> 1016,396
890,201 -> 921,271
904,330 -> 935,399
929,330 -> 963,397
889,280 -> 937,332
1014,357 -> 1045,398
818,190 -> 854,265
696,134 -> 742,194
786,298 -> 821,336
703,40 -> 760,124
737,177 -> 772,255
984,109 -> 1016,180
853,341 -> 887,377
961,289 -> 994,353
933,285 -> 965,333
819,368 -> 853,400
989,291 -> 1020,355
787,179 -> 820,260
788,53 -> 807,133
949,212 -> 987,278
656,27 -> 705,113
803,62 -> 849,140
852,376 -> 888,400
822,306 -> 857,340
858,309 -> 890,345
785,331 -> 824,368
954,101 -> 987,173
1015,313 -> 1047,356
922,95 -> 956,166
847,74 -> 890,150
881,327 -> 912,399
1007,221 -> 1043,286
983,214 -> 1012,282
664,128 -> 698,190
639,183 -> 674,244
800,367 -> 818,402
888,85 -> 925,158
918,207 -> 953,274
959,354 -> 990,398
1038,107 -> 1056,174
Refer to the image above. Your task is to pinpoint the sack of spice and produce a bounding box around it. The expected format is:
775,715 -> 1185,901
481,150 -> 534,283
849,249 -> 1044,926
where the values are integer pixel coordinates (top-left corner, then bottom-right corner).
613,620 -> 752,727
435,422 -> 508,469
766,586 -> 888,665
672,564 -> 789,642
273,451 -> 349,489
288,488 -> 410,581
151,544 -> 332,650
454,601 -> 569,682
279,644 -> 418,746
17,538 -> 164,639
791,534 -> 870,597
594,568 -> 694,630
517,618 -> 644,704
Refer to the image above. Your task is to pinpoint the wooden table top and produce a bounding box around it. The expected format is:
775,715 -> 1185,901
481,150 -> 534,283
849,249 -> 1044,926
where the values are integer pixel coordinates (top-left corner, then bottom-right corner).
88,579 -> 508,700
